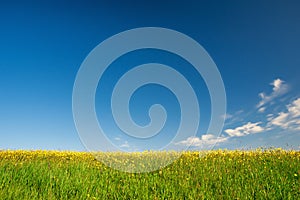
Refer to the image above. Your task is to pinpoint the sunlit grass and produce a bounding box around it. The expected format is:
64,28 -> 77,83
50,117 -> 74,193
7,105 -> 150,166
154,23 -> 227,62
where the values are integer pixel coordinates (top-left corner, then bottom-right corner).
0,149 -> 299,199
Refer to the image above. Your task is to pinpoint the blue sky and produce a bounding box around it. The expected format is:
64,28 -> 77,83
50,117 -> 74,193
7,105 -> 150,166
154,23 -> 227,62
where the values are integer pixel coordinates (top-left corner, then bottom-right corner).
0,1 -> 300,151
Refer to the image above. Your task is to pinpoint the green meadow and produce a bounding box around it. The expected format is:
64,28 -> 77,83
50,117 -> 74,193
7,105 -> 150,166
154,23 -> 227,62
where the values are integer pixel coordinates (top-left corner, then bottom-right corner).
0,149 -> 299,199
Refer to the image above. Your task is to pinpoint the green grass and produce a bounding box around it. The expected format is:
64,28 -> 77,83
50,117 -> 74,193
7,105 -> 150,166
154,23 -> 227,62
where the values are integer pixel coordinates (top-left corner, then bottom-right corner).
0,149 -> 299,199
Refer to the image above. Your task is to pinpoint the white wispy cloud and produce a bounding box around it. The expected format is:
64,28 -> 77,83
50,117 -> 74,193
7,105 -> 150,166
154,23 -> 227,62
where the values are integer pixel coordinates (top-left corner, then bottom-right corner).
257,78 -> 288,111
173,79 -> 297,149
223,110 -> 245,126
258,107 -> 266,113
221,113 -> 233,120
224,122 -> 265,137
120,141 -> 130,148
175,134 -> 228,147
268,98 -> 300,131
223,98 -> 300,140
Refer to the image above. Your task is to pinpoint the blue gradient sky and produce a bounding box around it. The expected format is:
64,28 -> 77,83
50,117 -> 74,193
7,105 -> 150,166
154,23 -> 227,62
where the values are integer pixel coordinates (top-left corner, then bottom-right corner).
1,1 -> 300,151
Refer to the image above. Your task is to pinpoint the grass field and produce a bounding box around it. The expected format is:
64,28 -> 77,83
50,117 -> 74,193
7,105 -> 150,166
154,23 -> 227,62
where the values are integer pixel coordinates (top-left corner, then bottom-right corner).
0,149 -> 299,199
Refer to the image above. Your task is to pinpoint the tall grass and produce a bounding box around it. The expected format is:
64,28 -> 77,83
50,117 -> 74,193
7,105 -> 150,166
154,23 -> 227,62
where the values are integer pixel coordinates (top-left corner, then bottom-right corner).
0,149 -> 299,199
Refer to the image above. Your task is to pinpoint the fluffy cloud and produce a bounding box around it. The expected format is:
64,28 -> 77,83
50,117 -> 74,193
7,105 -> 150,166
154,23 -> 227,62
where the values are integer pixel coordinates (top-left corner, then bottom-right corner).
176,122 -> 263,147
224,98 -> 300,139
175,134 -> 228,147
268,98 -> 300,131
224,122 -> 265,137
257,79 -> 288,111
176,80 -> 297,149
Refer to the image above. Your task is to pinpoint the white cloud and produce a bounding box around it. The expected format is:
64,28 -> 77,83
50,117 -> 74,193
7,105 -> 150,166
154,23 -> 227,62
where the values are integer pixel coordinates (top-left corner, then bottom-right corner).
175,97 -> 300,149
120,141 -> 130,148
114,137 -> 121,141
175,134 -> 228,147
221,113 -> 233,120
268,98 -> 300,131
224,122 -> 265,137
266,114 -> 274,121
223,110 -> 245,126
288,98 -> 300,117
258,107 -> 266,113
257,78 -> 288,109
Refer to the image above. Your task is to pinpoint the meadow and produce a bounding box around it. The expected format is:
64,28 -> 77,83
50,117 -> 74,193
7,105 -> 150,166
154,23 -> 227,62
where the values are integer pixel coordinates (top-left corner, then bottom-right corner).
0,149 -> 299,199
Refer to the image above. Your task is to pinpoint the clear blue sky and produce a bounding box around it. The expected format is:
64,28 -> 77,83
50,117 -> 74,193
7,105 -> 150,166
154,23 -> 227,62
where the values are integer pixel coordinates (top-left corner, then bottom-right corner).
1,0 -> 299,151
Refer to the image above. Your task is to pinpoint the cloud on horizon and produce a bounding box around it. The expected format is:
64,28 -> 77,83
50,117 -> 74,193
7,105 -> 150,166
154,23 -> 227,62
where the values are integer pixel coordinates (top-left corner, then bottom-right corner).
175,134 -> 228,148
120,141 -> 130,148
173,79 -> 298,149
